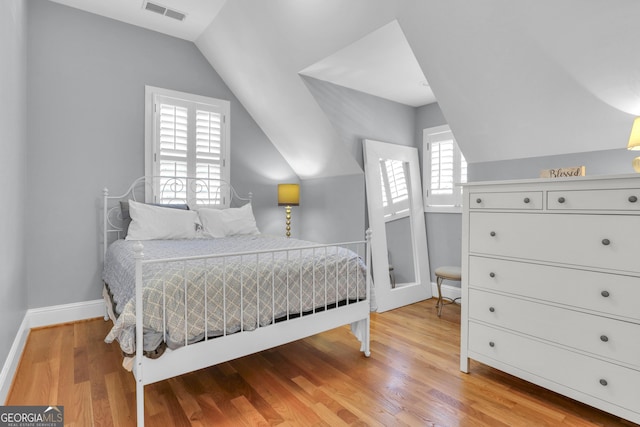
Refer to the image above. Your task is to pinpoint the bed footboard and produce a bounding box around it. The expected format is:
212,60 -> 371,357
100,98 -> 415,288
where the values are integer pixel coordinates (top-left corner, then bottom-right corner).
129,233 -> 372,426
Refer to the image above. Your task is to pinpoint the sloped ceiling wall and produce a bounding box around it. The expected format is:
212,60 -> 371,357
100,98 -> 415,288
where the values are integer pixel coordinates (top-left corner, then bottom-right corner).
398,0 -> 640,164
196,0 -> 404,178
196,0 -> 640,177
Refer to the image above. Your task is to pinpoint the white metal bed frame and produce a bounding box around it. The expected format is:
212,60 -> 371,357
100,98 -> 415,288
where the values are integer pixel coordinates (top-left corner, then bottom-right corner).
102,176 -> 372,426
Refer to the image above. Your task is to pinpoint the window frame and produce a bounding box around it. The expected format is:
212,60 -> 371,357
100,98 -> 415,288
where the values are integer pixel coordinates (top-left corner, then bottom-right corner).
422,125 -> 467,213
144,85 -> 230,207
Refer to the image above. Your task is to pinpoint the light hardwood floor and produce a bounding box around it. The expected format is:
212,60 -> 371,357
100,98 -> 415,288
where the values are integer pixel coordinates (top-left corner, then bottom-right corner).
6,299 -> 638,426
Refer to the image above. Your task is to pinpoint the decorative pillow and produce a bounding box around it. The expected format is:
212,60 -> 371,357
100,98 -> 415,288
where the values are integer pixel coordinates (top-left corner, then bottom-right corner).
120,200 -> 189,221
125,199 -> 201,240
198,203 -> 260,238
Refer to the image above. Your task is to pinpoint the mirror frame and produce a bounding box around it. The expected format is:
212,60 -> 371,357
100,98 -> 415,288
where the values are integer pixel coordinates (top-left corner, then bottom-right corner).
363,139 -> 431,312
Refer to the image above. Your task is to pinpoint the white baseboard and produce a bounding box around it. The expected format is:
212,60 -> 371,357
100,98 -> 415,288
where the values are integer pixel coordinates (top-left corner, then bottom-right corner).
27,299 -> 105,329
0,299 -> 106,403
430,281 -> 462,302
0,315 -> 29,405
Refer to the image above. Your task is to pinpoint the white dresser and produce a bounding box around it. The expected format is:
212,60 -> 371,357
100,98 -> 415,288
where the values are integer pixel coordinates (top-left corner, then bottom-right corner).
461,174 -> 640,423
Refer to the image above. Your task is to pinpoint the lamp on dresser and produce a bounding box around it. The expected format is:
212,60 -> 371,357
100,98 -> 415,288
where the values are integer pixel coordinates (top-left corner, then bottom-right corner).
627,117 -> 640,172
277,183 -> 300,237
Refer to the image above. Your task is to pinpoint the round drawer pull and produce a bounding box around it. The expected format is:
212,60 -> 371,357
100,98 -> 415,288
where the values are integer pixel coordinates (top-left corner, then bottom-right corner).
602,239 -> 611,246
601,290 -> 610,298
600,335 -> 609,342
599,379 -> 608,387
558,197 -> 566,203
489,341 -> 495,347
489,307 -> 495,313
489,272 -> 496,278
476,198 -> 482,204
523,197 -> 530,204
629,195 -> 638,203
490,231 -> 496,237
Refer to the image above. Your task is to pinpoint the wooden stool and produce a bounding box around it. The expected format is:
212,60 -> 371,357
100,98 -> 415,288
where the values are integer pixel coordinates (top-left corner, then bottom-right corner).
435,266 -> 461,317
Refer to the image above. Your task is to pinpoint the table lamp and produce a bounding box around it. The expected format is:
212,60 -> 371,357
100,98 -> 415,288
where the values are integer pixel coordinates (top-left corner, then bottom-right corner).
628,117 -> 640,172
278,184 -> 300,237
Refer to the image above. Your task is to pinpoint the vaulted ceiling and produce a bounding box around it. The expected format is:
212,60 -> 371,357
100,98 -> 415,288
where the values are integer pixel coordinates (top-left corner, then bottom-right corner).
50,0 -> 640,178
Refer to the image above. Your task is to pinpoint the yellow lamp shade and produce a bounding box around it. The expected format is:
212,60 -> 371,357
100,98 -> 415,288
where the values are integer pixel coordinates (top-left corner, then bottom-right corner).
628,117 -> 640,151
278,184 -> 300,206
628,117 -> 640,172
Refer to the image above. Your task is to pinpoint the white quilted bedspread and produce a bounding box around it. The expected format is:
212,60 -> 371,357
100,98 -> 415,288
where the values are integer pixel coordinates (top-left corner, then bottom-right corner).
103,235 -> 368,355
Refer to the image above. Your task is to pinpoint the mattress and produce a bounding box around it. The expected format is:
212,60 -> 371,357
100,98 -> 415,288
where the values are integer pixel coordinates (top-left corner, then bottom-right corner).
102,235 -> 367,355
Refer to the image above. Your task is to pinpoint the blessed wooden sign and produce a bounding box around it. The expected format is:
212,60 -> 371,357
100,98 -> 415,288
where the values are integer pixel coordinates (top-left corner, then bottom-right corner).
540,166 -> 586,178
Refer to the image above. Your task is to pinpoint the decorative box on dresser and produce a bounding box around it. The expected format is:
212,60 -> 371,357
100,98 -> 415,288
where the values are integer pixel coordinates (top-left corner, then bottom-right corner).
460,174 -> 640,424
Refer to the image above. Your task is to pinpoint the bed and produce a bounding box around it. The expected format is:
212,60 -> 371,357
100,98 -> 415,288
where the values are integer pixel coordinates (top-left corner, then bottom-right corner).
101,176 -> 372,426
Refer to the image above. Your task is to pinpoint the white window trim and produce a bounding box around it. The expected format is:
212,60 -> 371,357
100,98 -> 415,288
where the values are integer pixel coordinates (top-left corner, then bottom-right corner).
144,85 -> 230,206
422,125 -> 466,213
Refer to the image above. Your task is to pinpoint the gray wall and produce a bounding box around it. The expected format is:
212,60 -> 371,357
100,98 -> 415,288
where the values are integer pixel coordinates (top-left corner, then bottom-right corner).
302,76 -> 415,247
469,148 -> 634,181
300,174 -> 365,244
303,76 -> 416,166
0,0 -> 28,370
26,0 -> 297,309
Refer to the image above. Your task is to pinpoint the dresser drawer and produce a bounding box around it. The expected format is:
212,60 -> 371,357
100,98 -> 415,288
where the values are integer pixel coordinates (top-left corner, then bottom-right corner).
468,322 -> 640,413
470,191 -> 542,210
469,257 -> 640,321
548,189 -> 640,211
469,289 -> 640,367
469,212 -> 640,273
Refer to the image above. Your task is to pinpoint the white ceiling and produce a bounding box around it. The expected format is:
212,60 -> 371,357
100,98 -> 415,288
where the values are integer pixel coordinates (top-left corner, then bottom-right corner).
300,20 -> 435,107
49,0 -> 227,41
48,0 -> 432,109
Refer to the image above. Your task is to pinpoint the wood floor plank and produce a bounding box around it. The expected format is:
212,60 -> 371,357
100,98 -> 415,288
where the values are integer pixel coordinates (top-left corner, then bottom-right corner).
66,380 -> 94,427
230,356 -> 309,425
291,375 -> 358,425
5,300 -> 638,426
230,395 -> 270,427
105,371 -> 134,425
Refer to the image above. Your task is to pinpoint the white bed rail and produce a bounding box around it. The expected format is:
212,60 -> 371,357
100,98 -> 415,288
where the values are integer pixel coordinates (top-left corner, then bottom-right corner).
132,232 -> 372,426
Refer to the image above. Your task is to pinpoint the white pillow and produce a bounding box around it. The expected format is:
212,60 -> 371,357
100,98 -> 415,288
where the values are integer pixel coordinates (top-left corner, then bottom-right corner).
125,199 -> 201,240
198,203 -> 260,238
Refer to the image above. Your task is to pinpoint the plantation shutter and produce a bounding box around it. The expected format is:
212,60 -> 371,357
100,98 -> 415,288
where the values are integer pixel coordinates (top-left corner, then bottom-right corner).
424,127 -> 466,207
157,102 -> 189,202
430,138 -> 454,196
153,94 -> 228,206
194,108 -> 224,205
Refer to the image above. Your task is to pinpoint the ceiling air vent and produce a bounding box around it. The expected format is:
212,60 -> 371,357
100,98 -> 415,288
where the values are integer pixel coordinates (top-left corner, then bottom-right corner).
143,1 -> 186,21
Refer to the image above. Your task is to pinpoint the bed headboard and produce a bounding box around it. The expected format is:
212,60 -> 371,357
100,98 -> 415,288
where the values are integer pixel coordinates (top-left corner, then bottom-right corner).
102,176 -> 252,255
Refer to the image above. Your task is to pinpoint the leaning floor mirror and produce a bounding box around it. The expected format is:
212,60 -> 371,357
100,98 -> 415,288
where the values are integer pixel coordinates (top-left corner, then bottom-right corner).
363,139 -> 431,312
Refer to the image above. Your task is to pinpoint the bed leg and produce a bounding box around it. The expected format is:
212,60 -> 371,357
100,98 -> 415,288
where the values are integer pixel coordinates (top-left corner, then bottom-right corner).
137,375 -> 145,426
354,317 -> 371,357
363,316 -> 371,357
104,306 -> 109,322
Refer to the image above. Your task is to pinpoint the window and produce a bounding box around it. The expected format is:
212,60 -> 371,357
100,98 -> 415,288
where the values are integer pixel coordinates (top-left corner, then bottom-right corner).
145,86 -> 230,207
423,125 -> 467,210
379,158 -> 410,219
